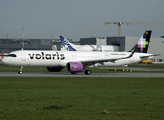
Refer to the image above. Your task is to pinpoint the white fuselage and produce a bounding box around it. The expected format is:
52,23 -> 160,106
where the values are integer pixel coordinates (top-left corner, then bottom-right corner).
1,50 -> 151,67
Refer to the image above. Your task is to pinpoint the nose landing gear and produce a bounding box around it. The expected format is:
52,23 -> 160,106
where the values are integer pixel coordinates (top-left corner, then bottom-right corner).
18,66 -> 23,74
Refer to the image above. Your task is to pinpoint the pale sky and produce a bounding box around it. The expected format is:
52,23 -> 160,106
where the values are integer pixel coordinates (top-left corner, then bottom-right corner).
0,0 -> 164,41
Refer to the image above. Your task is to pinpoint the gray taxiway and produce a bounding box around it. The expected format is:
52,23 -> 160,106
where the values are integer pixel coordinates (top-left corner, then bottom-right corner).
0,65 -> 164,78
0,72 -> 164,78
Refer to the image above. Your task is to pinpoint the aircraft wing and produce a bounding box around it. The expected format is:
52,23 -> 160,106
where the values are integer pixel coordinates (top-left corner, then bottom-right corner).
80,58 -> 124,66
80,49 -> 135,66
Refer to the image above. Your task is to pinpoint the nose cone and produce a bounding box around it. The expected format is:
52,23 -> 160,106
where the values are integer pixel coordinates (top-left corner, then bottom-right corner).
1,57 -> 9,65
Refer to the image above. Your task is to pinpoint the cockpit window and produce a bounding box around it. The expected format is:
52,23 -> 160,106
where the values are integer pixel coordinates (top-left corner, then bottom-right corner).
7,54 -> 17,57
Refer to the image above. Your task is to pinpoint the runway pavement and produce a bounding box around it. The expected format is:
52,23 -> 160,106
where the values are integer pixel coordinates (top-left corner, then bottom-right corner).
0,64 -> 164,78
0,72 -> 164,78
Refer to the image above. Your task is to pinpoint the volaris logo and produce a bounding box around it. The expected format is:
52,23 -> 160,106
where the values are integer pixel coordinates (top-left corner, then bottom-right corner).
137,36 -> 148,51
28,52 -> 65,60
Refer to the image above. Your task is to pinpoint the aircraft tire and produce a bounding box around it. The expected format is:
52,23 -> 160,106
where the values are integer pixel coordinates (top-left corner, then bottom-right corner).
85,70 -> 91,75
71,72 -> 77,74
18,71 -> 23,74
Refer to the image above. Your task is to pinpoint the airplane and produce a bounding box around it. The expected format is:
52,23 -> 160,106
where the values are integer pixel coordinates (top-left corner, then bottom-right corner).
59,36 -> 119,52
59,30 -> 154,67
0,30 -> 159,75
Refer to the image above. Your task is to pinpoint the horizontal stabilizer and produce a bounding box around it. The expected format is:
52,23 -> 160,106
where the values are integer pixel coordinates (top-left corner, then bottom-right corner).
140,54 -> 161,59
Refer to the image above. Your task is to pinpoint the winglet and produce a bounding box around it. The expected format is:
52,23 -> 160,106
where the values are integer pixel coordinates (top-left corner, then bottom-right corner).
126,47 -> 136,59
115,47 -> 136,61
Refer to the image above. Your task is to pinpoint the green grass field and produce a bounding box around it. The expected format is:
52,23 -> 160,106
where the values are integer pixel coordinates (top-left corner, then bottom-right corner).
0,77 -> 164,120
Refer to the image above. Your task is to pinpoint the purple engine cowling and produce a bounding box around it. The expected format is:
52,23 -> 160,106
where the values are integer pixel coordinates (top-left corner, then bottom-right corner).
66,62 -> 83,72
47,67 -> 63,72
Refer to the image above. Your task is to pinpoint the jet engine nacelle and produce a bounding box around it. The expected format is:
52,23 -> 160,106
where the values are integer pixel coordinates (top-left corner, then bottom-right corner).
66,62 -> 83,73
47,67 -> 63,72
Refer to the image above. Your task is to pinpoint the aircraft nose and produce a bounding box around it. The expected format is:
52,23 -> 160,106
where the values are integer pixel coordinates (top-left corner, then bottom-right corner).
1,57 -> 9,65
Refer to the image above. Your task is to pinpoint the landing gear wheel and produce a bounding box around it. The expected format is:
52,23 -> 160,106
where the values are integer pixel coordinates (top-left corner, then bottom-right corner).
18,71 -> 23,74
85,70 -> 91,75
18,66 -> 23,74
71,72 -> 77,74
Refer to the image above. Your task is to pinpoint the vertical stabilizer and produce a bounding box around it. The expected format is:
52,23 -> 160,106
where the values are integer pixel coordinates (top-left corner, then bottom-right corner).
129,30 -> 151,53
60,36 -> 77,51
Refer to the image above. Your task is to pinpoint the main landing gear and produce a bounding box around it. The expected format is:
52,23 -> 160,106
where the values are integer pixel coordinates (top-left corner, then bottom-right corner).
70,70 -> 91,75
71,72 -> 77,74
84,70 -> 91,75
84,66 -> 91,75
18,66 -> 23,74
